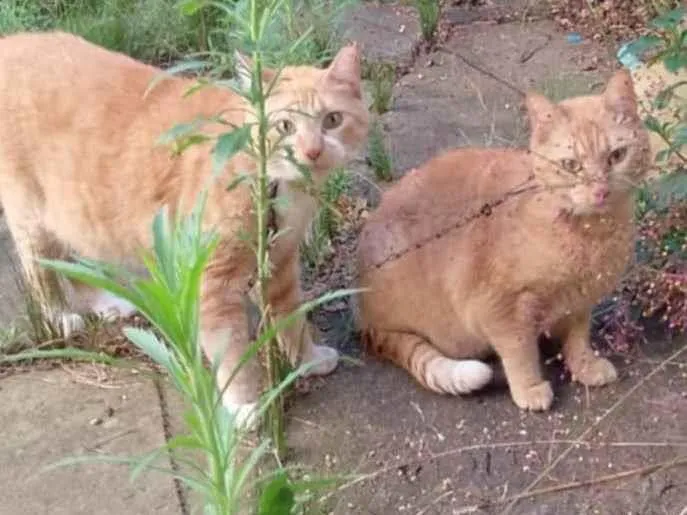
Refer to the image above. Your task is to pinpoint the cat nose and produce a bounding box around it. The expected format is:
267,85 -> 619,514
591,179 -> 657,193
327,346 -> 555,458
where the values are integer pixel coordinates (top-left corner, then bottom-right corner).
305,148 -> 322,161
594,186 -> 610,205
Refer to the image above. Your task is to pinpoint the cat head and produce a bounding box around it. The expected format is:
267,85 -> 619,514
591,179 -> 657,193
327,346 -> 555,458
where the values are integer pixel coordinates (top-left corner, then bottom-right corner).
526,70 -> 650,215
235,45 -> 369,183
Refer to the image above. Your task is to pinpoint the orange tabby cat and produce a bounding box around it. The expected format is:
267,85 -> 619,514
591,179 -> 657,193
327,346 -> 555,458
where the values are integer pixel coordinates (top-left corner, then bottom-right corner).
356,70 -> 650,411
0,32 -> 369,427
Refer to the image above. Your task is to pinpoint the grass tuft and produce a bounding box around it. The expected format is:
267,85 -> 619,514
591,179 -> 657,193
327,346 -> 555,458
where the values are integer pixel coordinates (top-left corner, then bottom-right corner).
368,120 -> 393,182
364,61 -> 396,114
302,168 -> 352,268
415,0 -> 441,42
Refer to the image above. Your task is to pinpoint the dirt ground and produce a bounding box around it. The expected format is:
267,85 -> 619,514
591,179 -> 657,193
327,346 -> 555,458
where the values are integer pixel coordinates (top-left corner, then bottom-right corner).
0,2 -> 685,514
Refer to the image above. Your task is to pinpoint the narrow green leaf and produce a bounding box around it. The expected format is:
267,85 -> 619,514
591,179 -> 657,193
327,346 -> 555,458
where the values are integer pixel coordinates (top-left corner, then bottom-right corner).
144,60 -> 209,98
656,148 -> 673,162
663,51 -> 686,72
0,348 -> 117,365
130,447 -> 169,483
650,7 -> 685,30
157,119 -> 207,146
231,439 -> 272,503
38,259 -> 133,304
673,125 -> 687,147
258,471 -> 295,515
225,173 -> 249,192
123,327 -> 173,371
625,35 -> 662,57
176,134 -> 214,155
183,79 -> 211,98
212,125 -> 252,175
644,114 -> 663,134
178,0 -> 205,16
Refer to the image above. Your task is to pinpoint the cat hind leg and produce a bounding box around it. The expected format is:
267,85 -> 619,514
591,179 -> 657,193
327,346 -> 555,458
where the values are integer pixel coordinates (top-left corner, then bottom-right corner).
363,329 -> 493,394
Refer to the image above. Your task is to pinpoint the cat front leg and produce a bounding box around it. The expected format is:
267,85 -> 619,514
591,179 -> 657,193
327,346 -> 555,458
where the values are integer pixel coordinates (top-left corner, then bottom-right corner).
487,324 -> 553,411
268,256 -> 339,376
4,213 -> 82,335
200,254 -> 263,431
558,312 -> 618,387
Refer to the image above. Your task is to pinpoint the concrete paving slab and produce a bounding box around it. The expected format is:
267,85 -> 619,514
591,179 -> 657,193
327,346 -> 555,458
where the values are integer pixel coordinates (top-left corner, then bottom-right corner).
0,368 -> 181,515
287,339 -> 687,514
340,4 -> 420,66
381,19 -> 612,175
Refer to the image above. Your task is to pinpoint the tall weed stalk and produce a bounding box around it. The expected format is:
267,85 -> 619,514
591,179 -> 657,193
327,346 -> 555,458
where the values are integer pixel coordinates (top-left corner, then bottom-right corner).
8,0 -> 360,512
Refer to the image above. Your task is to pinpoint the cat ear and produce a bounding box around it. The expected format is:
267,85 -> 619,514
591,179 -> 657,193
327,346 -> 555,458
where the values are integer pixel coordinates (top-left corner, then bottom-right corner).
233,50 -> 276,92
525,92 -> 558,129
323,43 -> 362,98
603,69 -> 638,123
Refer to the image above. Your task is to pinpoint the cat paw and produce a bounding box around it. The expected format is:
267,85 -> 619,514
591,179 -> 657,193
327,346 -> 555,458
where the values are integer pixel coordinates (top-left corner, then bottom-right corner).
60,313 -> 86,337
90,291 -> 137,320
511,381 -> 554,411
571,357 -> 618,387
223,400 -> 260,432
426,358 -> 493,395
302,344 -> 339,377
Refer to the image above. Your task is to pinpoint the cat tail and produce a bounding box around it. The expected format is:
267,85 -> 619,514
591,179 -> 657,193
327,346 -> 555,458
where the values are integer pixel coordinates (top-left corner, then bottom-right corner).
361,328 -> 493,395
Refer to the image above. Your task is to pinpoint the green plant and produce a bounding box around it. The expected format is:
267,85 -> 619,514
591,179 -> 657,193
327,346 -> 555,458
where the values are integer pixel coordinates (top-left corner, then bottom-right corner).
0,0 -> 229,64
624,6 -> 687,164
201,0 -> 357,69
365,61 -> 396,114
0,0 -> 48,34
599,7 -> 687,348
25,196 -> 349,514
368,120 -> 393,181
302,168 -> 352,268
415,0 -> 441,42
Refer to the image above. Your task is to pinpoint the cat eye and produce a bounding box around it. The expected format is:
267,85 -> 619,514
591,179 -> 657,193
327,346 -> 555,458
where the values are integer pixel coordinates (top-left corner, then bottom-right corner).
608,146 -> 628,166
560,158 -> 582,173
323,111 -> 343,130
276,119 -> 296,135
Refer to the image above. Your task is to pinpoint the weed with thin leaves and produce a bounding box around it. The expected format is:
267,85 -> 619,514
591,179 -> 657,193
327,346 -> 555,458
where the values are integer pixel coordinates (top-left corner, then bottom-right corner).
415,0 -> 441,42
623,6 -> 687,164
302,168 -> 352,268
599,6 -> 687,348
368,120 -> 393,181
364,61 -> 396,114
0,0 -> 229,64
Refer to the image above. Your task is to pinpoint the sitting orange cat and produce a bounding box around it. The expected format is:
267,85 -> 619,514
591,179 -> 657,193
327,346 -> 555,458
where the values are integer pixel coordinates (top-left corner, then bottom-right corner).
356,70 -> 649,410
0,32 -> 369,427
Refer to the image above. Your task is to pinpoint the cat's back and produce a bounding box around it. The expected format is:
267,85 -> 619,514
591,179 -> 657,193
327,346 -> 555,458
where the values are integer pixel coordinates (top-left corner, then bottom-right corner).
0,31 -> 178,148
0,31 -> 157,91
359,147 -> 531,268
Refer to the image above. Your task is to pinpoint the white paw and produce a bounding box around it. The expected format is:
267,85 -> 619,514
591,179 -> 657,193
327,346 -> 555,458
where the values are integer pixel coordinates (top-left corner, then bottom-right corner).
223,399 -> 260,432
60,313 -> 86,338
302,344 -> 339,377
90,291 -> 137,320
425,358 -> 493,395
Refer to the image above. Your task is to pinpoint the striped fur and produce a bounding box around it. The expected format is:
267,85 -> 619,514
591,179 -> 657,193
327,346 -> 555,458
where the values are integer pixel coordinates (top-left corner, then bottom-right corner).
362,328 -> 493,394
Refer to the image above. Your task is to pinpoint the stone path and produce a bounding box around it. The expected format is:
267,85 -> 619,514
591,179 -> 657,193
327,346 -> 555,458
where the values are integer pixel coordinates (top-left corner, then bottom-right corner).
0,369 -> 180,515
0,2 -> 685,514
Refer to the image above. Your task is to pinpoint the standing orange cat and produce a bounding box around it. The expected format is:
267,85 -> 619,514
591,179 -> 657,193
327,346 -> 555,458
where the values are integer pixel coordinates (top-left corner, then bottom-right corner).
0,32 -> 369,427
357,70 -> 650,410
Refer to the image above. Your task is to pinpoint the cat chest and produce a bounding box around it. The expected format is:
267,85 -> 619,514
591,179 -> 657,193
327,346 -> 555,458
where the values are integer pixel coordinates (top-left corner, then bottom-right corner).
271,183 -> 318,262
546,224 -> 634,305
